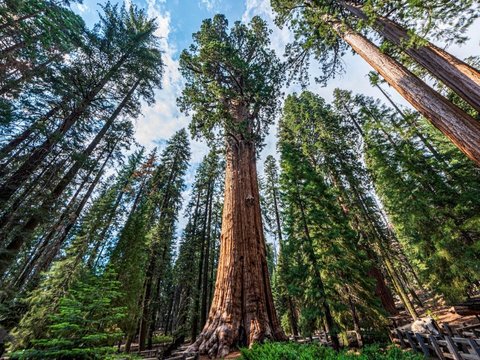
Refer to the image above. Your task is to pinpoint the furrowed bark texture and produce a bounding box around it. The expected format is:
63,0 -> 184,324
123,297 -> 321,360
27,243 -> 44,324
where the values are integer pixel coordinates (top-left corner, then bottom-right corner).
330,19 -> 480,166
188,130 -> 285,357
343,2 -> 480,113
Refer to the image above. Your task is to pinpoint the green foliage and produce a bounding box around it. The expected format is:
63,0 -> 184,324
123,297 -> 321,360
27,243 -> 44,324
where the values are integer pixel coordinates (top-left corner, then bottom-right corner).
271,0 -> 478,86
109,129 -> 190,340
240,342 -> 423,360
10,268 -> 126,359
335,89 -> 480,301
277,91 -> 387,339
171,148 -> 224,337
178,14 -> 284,146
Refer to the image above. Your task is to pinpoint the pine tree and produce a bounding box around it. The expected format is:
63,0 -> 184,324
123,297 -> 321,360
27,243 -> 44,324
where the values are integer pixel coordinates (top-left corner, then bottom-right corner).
278,92 -> 386,346
345,92 -> 480,302
0,2 -> 163,206
0,2 -> 163,276
107,130 -> 190,351
137,129 -> 190,350
11,268 -> 126,359
261,155 -> 299,337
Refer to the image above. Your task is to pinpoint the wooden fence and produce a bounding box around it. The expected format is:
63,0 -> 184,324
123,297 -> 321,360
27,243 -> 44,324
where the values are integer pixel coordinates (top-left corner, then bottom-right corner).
394,329 -> 480,359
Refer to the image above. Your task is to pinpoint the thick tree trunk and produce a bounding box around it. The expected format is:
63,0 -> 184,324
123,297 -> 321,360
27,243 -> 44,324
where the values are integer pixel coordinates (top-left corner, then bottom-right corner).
330,18 -> 480,166
367,264 -> 397,315
188,136 -> 285,358
343,2 -> 480,113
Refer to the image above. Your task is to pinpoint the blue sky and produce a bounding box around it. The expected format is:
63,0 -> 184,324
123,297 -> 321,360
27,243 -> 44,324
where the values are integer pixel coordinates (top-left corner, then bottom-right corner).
72,0 -> 480,243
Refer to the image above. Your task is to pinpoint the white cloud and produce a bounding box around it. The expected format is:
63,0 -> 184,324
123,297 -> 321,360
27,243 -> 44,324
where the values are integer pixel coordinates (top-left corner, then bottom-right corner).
135,0 -> 208,164
133,0 -> 210,236
199,0 -> 219,11
75,3 -> 88,13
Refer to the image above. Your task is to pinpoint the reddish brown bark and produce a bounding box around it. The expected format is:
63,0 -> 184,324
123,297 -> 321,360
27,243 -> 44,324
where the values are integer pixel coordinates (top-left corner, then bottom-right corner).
342,2 -> 480,113
330,18 -> 480,166
188,114 -> 285,357
368,265 -> 397,315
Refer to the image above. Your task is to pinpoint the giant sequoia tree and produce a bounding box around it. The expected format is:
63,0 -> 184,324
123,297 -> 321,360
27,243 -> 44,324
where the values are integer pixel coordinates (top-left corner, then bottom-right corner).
178,14 -> 286,357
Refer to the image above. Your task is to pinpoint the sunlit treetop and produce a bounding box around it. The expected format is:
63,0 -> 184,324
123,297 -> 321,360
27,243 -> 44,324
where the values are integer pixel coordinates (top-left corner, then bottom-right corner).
177,14 -> 285,147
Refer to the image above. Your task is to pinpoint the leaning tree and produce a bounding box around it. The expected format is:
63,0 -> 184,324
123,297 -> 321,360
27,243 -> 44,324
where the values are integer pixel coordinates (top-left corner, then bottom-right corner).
271,0 -> 480,166
178,14 -> 286,357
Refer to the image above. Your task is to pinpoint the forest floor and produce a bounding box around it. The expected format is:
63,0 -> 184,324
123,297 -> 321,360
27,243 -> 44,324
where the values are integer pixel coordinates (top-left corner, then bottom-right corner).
389,292 -> 479,329
199,351 -> 241,360
131,293 -> 480,360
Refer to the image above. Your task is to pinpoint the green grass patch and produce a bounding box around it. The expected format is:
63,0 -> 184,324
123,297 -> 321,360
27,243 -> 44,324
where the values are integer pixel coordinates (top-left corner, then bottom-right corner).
240,342 -> 423,360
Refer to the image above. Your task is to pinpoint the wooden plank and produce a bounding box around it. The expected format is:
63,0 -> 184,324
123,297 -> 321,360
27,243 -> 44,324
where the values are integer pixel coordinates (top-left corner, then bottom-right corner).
405,331 -> 419,352
428,335 -> 446,360
415,333 -> 430,357
445,336 -> 463,360
443,324 -> 456,337
460,354 -> 480,360
468,339 -> 480,356
396,329 -> 408,349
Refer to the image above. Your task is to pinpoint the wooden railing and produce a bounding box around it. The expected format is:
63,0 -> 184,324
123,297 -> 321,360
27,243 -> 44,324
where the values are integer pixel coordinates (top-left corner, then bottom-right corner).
394,329 -> 480,359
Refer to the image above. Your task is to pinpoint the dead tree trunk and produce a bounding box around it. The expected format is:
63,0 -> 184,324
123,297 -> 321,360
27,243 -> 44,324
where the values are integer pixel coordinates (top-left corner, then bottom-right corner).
188,129 -> 285,358
329,18 -> 480,166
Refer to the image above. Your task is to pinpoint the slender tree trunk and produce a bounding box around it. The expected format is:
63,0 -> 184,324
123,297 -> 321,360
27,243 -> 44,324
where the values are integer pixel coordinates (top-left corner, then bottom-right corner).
0,53 -> 129,204
383,255 -> 418,320
0,55 -> 60,96
47,80 -> 139,201
329,18 -> 480,166
0,141 -> 115,276
0,34 -> 42,57
373,83 -> 448,164
296,184 -> 340,350
0,106 -> 61,162
200,182 -> 214,329
345,286 -> 363,347
191,185 -> 210,342
342,2 -> 480,113
367,261 -> 397,315
188,128 -> 285,358
271,175 -> 299,337
9,170 -> 92,290
138,153 -> 181,350
0,153 -> 67,239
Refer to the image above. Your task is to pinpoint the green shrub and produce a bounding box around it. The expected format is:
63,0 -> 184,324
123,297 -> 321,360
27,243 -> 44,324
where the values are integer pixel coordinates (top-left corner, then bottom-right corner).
152,334 -> 173,344
10,269 -> 126,359
240,342 -> 423,360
